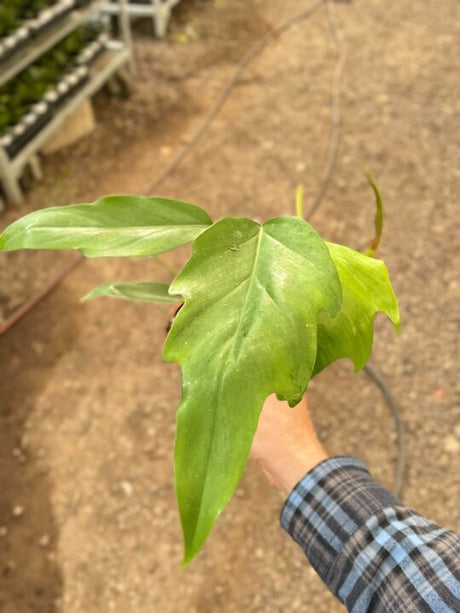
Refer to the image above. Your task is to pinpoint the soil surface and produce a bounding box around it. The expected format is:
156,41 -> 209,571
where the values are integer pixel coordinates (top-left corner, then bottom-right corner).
1,1 -> 459,611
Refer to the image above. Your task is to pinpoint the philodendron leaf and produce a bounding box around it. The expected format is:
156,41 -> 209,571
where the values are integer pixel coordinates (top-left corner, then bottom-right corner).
313,242 -> 400,376
0,196 -> 212,257
82,281 -> 182,303
164,216 -> 343,565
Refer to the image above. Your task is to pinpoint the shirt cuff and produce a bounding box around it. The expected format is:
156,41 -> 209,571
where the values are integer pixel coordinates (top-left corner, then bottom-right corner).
280,456 -> 400,584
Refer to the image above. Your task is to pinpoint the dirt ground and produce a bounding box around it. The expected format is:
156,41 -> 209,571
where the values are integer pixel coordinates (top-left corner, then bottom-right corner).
1,0 -> 459,611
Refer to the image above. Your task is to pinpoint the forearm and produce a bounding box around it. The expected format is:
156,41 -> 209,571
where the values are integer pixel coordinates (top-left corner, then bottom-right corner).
281,457 -> 460,613
255,436 -> 327,496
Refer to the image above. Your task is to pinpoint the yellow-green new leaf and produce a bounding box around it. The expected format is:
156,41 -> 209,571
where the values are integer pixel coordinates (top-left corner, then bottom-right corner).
313,242 -> 400,376
0,196 -> 212,257
164,216 -> 343,565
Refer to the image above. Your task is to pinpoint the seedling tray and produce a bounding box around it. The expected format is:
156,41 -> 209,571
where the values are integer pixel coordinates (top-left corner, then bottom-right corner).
1,105 -> 53,159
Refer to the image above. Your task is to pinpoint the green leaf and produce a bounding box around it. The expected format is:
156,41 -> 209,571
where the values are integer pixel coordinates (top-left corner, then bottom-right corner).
82,281 -> 182,303
313,242 -> 400,376
163,216 -> 342,565
0,196 -> 212,257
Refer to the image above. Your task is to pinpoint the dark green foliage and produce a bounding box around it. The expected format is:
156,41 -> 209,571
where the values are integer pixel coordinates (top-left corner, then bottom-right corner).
0,1 -> 61,37
0,24 -> 103,135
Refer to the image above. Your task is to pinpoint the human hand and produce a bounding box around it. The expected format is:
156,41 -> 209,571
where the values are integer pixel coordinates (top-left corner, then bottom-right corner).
251,395 -> 328,495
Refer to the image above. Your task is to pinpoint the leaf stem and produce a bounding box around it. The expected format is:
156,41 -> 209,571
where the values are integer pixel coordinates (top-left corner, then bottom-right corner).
363,172 -> 384,258
155,255 -> 179,277
295,184 -> 305,218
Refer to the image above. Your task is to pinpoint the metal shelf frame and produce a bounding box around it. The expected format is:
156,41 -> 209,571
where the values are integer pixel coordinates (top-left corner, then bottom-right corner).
102,0 -> 183,37
0,0 -> 133,208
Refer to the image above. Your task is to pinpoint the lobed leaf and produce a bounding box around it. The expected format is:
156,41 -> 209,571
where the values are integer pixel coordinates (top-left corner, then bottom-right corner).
164,215 -> 343,565
313,242 -> 400,376
82,281 -> 182,303
0,195 -> 212,257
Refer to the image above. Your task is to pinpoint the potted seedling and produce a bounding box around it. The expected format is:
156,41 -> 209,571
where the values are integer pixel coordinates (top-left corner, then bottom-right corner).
0,182 -> 399,564
0,28 -> 93,158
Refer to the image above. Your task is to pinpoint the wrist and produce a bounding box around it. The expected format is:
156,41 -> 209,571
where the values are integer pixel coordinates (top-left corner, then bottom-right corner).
257,444 -> 328,496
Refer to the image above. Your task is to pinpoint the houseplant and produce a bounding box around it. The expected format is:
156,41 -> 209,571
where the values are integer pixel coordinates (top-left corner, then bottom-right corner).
0,189 -> 399,564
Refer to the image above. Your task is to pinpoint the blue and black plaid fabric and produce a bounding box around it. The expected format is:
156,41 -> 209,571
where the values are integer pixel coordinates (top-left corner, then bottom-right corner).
280,457 -> 460,612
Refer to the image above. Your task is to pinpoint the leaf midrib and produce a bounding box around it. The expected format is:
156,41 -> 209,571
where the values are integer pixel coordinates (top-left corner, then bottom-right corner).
229,227 -> 264,361
15,223 -> 208,234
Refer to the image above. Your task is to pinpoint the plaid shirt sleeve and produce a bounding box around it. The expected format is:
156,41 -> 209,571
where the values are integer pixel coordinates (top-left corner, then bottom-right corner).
280,456 -> 460,612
